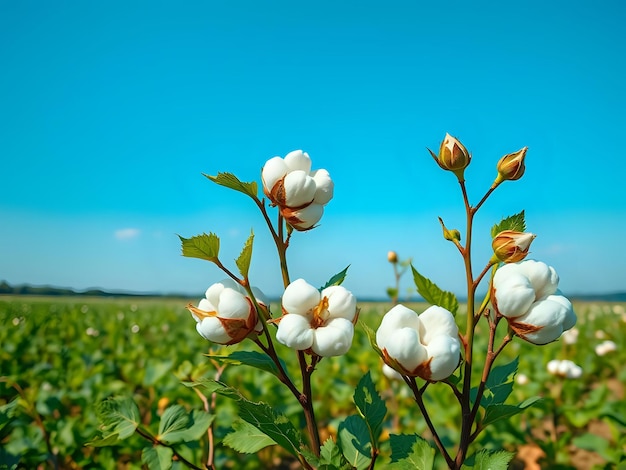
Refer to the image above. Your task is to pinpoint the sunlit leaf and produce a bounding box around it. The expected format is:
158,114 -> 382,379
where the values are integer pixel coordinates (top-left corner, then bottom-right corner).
481,396 -> 541,428
320,266 -> 350,290
179,233 -> 220,262
235,231 -> 254,279
204,172 -> 258,199
209,351 -> 288,380
388,433 -> 435,469
142,446 -> 173,470
95,396 -> 140,440
462,449 -> 514,470
319,437 -> 350,469
490,210 -> 526,238
223,420 -> 276,453
411,265 -> 459,315
337,415 -> 371,470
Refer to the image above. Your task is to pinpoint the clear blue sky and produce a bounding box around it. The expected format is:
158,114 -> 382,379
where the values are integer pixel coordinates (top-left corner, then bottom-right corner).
1,1 -> 625,299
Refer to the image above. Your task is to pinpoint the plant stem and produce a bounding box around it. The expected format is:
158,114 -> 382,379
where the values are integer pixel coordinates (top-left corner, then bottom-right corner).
406,377 -> 454,468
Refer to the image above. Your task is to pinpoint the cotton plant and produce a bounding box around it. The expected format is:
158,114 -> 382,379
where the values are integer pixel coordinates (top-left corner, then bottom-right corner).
91,139 -> 579,470
366,133 -> 577,469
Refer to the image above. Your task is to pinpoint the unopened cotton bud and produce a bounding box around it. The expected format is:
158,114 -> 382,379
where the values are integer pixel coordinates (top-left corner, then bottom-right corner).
388,251 -> 398,263
428,133 -> 471,181
494,147 -> 527,186
492,230 -> 536,263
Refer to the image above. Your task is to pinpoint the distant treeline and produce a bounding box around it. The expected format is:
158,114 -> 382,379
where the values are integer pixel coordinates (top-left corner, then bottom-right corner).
0,281 -> 158,298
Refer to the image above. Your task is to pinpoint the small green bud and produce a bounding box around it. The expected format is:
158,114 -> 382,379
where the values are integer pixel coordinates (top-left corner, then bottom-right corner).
438,217 -> 461,243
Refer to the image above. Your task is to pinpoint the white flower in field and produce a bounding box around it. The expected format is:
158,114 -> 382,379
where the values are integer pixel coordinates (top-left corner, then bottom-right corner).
187,279 -> 267,345
547,359 -> 582,379
595,340 -> 617,356
562,327 -> 579,345
382,363 -> 404,381
516,373 -> 529,385
275,279 -> 357,357
261,150 -> 334,231
376,304 -> 460,381
594,330 -> 606,339
492,260 -> 576,345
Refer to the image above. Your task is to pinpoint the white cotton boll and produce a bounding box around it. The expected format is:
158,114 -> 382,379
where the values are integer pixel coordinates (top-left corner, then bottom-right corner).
282,279 -> 319,317
276,314 -> 315,350
311,169 -> 334,205
312,318 -> 354,357
595,340 -> 617,356
261,156 -> 288,194
284,150 -> 312,173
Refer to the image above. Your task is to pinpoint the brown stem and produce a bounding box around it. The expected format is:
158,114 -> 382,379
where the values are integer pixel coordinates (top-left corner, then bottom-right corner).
299,351 -> 322,456
405,376 -> 454,469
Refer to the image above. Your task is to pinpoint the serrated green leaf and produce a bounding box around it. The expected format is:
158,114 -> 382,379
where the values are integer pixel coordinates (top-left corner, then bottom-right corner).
179,233 -> 220,262
209,351 -> 287,379
388,433 -> 435,469
319,437 -> 348,469
480,357 -> 519,407
95,396 -> 140,440
482,396 -> 541,428
337,415 -> 372,470
142,446 -> 173,470
320,266 -> 350,290
237,399 -> 305,459
181,378 -> 241,399
223,420 -> 276,453
157,405 -> 189,443
411,265 -> 459,315
462,449 -> 514,470
490,210 -> 526,238
157,406 -> 214,445
235,231 -> 254,279
205,172 -> 258,198
354,372 -> 387,443
86,433 -> 121,447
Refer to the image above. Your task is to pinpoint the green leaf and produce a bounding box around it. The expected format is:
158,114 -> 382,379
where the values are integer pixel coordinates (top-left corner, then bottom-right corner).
209,351 -> 288,380
480,357 -> 519,407
337,415 -> 372,470
320,265 -> 350,290
361,322 -> 384,359
462,449 -> 514,470
235,231 -> 254,279
86,433 -> 122,447
181,378 -> 241,400
482,396 -> 541,428
411,265 -> 459,315
142,446 -> 173,470
237,399 -> 305,459
319,437 -> 349,469
157,406 -> 214,444
571,433 -> 612,461
205,172 -> 258,199
388,433 -> 435,469
95,396 -> 141,440
143,359 -> 174,387
353,372 -> 387,443
490,210 -> 526,238
179,233 -> 220,262
223,420 -> 276,453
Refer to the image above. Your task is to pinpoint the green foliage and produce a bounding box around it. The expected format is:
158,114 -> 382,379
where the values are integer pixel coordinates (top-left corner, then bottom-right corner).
157,406 -> 213,444
204,172 -> 258,198
462,449 -> 514,470
490,210 -> 526,238
318,438 -> 351,469
209,350 -> 288,380
353,372 -> 387,443
337,415 -> 371,469
236,231 -> 254,279
320,265 -> 351,290
142,446 -> 174,470
222,420 -> 276,453
178,232 -> 220,262
388,433 -> 435,469
93,396 -> 140,442
411,265 -> 459,315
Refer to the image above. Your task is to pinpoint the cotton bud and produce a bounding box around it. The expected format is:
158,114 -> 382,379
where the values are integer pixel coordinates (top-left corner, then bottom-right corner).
494,147 -> 527,186
428,133 -> 471,181
376,305 -> 460,381
261,150 -> 334,231
547,359 -> 582,379
388,251 -> 398,263
187,279 -> 267,345
492,260 -> 576,345
276,279 -> 357,357
492,230 -> 536,263
595,340 -> 617,356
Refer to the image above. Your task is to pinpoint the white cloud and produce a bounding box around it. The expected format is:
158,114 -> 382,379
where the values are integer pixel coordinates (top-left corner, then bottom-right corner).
114,228 -> 141,240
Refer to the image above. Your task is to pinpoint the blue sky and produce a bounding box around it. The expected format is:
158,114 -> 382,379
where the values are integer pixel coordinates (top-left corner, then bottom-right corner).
1,1 -> 625,299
